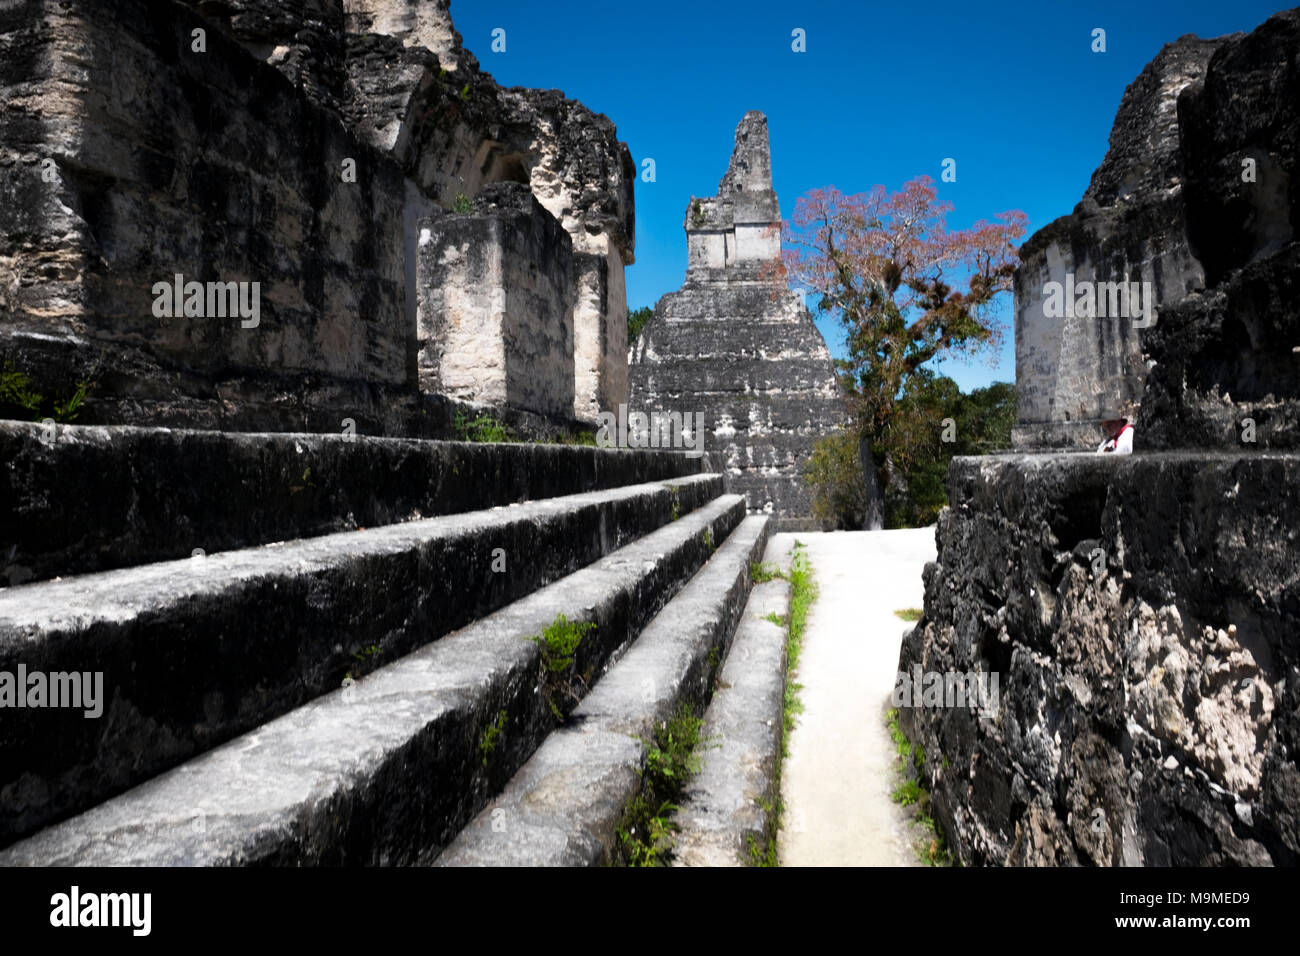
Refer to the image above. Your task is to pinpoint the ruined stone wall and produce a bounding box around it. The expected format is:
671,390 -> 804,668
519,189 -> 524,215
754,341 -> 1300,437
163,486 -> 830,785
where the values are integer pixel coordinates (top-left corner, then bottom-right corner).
1140,10 -> 1300,450
630,112 -> 847,527
0,0 -> 635,432
900,453 -> 1299,865
418,183 -> 575,418
0,0 -> 424,431
1012,36 -> 1222,450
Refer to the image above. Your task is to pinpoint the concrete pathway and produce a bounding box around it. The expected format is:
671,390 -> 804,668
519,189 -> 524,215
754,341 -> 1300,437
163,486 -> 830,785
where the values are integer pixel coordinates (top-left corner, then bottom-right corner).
775,528 -> 937,867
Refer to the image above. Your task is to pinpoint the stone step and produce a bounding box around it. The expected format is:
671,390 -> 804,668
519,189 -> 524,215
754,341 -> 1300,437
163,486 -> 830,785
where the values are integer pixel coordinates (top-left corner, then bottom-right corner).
673,538 -> 793,866
0,473 -> 723,848
434,514 -> 771,866
0,421 -> 702,586
0,494 -> 748,865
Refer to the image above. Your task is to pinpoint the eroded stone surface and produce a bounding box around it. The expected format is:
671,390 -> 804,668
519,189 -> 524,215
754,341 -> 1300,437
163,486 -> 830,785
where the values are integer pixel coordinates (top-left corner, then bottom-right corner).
1014,9 -> 1300,451
0,0 -> 634,431
900,453 -> 1299,866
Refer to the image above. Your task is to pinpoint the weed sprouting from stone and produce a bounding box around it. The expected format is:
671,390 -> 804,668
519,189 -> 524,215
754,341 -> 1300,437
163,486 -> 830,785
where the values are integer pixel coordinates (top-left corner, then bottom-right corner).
616,703 -> 708,866
885,707 -> 955,866
894,607 -> 923,622
0,362 -> 93,423
526,613 -> 597,720
453,409 -> 513,442
479,708 -> 508,766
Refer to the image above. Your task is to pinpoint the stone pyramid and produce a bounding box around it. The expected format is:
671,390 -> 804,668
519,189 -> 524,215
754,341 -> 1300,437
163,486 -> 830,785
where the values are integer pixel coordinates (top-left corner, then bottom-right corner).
629,111 -> 847,528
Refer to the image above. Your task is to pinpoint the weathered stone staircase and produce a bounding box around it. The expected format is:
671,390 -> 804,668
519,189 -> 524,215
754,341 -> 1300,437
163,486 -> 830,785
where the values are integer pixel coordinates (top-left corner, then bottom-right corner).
0,421 -> 788,865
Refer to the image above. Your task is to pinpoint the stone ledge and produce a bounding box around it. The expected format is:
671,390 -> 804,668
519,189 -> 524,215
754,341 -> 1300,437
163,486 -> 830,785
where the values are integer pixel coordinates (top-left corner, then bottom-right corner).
0,420 -> 703,585
673,539 -> 791,866
900,451 -> 1300,865
0,474 -> 724,848
0,495 -> 748,865
434,515 -> 771,866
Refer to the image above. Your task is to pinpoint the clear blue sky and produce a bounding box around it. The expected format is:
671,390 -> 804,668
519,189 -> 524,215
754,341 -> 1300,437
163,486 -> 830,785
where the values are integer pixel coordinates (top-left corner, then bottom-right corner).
453,0 -> 1286,392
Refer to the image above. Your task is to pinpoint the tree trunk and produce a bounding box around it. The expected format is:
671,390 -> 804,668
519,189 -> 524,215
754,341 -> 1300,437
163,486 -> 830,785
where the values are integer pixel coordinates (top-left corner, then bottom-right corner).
858,433 -> 884,530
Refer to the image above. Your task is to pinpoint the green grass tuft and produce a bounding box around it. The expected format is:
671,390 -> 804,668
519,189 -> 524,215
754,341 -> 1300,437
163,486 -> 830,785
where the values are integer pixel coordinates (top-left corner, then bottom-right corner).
526,613 -> 597,720
479,708 -> 508,766
616,704 -> 708,866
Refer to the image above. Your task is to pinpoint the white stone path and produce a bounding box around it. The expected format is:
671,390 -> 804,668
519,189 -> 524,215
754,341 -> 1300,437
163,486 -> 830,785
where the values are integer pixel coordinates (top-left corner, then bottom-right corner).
774,528 -> 937,866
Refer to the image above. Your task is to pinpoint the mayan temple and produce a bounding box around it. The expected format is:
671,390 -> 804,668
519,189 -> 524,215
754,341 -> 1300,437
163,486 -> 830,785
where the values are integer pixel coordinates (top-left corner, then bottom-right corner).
629,112 -> 846,528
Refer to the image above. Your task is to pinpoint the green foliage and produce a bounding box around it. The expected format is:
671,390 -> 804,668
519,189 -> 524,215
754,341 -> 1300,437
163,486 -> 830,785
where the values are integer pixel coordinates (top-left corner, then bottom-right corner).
0,364 -> 40,418
53,381 -> 89,423
781,544 -> 815,746
885,708 -> 956,866
0,362 -> 93,423
550,429 -> 598,447
479,709 -> 508,766
526,614 -> 597,720
742,542 -> 818,865
665,484 -> 681,521
627,306 -> 653,345
451,192 -> 474,213
880,372 -> 1016,527
617,704 -> 707,866
453,409 -> 513,443
690,199 -> 706,228
803,373 -> 1016,530
892,779 -> 923,806
893,608 -> 923,622
803,428 -> 872,530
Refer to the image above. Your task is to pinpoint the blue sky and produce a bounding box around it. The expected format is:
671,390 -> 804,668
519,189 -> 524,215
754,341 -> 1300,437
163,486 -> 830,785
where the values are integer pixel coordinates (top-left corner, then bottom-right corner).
454,0 -> 1286,391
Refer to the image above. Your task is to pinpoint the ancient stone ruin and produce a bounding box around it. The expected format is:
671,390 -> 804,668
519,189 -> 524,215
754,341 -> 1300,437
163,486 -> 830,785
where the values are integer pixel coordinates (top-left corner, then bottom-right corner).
1,0 -> 633,434
903,9 -> 1300,865
629,112 -> 847,528
0,1 -> 796,869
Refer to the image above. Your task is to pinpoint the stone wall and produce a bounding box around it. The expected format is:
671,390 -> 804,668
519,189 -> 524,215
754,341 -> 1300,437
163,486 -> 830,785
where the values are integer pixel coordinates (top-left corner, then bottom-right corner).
418,183 -> 575,418
1140,10 -> 1300,450
1011,36 -> 1222,450
630,112 -> 847,527
0,0 -> 423,430
900,453 -> 1299,865
0,0 -> 635,432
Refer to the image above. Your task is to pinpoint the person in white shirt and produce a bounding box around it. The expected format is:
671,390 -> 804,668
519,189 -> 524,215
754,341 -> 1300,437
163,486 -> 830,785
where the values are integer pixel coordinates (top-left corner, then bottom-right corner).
1098,417 -> 1134,454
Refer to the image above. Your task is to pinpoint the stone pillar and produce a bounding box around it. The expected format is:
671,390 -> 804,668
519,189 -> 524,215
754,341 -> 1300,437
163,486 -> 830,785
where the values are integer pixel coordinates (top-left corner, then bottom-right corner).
417,183 -> 575,419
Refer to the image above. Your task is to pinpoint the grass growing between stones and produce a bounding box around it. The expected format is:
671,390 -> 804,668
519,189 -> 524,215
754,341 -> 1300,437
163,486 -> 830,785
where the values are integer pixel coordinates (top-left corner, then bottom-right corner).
746,540 -> 817,866
526,613 -> 597,721
885,707 -> 956,866
893,607 -> 923,622
453,409 -> 513,442
478,709 -> 508,766
616,703 -> 708,866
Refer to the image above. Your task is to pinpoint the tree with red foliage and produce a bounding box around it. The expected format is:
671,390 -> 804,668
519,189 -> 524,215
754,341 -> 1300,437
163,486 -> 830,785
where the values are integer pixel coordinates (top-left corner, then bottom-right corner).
772,177 -> 1026,523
